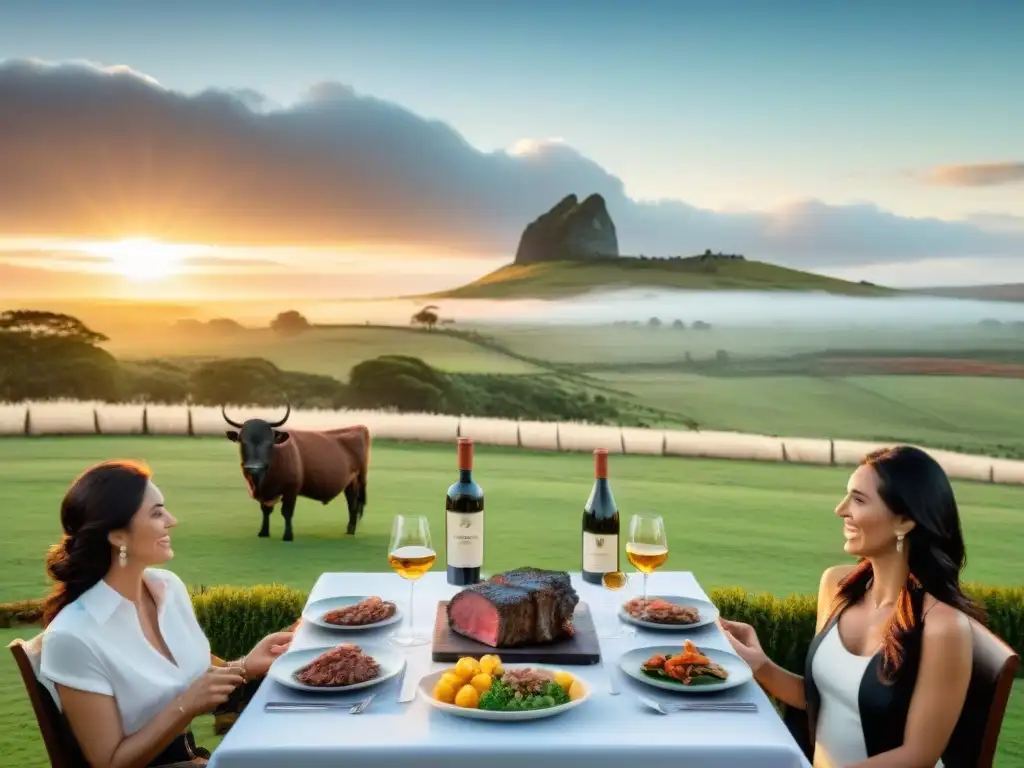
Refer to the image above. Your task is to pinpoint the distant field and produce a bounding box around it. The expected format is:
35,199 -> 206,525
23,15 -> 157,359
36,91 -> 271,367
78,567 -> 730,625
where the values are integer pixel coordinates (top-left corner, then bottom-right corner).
596,372 -> 1024,457
483,324 -> 1024,364
427,259 -> 895,299
105,325 -> 538,377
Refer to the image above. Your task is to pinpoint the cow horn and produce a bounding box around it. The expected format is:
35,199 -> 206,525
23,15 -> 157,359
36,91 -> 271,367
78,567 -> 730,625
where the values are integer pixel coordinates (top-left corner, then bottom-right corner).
221,404 -> 244,428
268,402 -> 291,428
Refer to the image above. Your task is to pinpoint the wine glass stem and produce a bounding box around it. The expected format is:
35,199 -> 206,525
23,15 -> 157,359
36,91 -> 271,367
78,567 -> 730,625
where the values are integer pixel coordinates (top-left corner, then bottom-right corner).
642,572 -> 648,611
408,580 -> 416,636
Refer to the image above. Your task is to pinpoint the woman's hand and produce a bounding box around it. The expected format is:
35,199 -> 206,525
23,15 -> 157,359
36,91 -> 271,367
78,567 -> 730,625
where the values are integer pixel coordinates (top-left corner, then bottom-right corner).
718,618 -> 770,673
179,666 -> 246,717
242,630 -> 294,678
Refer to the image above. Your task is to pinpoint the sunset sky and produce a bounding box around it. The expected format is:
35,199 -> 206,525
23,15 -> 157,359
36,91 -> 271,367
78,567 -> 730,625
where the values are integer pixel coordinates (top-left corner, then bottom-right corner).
1,0 -> 1023,298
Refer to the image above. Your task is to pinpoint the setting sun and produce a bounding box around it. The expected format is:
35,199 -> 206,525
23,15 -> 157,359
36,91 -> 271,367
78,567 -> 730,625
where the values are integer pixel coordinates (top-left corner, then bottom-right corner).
82,237 -> 188,281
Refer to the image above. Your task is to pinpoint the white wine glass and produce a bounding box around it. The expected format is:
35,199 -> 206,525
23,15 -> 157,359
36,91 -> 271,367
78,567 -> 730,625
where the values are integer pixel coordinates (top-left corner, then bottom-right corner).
626,514 -> 668,619
387,514 -> 436,647
599,570 -> 635,638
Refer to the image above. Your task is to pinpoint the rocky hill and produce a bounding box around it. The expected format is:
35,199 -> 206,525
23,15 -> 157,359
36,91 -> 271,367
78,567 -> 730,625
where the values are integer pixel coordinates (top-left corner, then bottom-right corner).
514,193 -> 619,264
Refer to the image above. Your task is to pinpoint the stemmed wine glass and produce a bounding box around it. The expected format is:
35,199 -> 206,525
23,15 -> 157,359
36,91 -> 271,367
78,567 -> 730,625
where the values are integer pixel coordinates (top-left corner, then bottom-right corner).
626,514 -> 668,619
387,514 -> 436,647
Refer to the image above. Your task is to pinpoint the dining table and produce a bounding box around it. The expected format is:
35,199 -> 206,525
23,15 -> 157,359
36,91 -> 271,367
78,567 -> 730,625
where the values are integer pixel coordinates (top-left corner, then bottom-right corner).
207,570 -> 813,768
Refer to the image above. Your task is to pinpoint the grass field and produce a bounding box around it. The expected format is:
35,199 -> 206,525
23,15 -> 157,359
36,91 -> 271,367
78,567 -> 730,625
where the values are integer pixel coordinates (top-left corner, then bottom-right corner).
483,324 -> 1024,364
595,372 -> 1024,457
426,259 -> 896,299
0,436 -> 1020,765
105,325 -> 538,377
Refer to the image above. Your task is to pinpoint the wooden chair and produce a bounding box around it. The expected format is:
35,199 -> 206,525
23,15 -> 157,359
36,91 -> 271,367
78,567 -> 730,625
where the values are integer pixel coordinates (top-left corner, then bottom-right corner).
781,619 -> 1019,767
8,637 -> 89,768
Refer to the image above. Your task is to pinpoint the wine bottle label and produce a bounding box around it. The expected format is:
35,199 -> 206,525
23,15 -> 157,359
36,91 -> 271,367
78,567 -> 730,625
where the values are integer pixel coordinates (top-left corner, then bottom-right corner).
447,511 -> 484,568
582,532 -> 618,573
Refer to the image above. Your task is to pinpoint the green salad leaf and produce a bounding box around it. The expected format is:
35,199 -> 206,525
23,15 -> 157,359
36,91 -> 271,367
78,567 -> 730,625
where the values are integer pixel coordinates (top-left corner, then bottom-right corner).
478,678 -> 571,711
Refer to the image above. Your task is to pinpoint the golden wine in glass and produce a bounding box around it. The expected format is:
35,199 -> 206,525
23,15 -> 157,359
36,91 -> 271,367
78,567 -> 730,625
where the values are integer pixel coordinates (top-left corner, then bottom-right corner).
599,570 -> 634,638
626,514 -> 668,619
387,514 -> 436,647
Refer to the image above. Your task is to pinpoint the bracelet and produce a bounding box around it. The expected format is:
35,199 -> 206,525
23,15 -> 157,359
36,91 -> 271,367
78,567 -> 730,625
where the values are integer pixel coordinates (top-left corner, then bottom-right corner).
232,656 -> 249,682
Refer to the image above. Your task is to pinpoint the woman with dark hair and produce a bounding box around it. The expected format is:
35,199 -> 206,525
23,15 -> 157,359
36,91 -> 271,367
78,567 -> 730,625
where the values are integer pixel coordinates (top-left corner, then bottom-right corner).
35,459 -> 294,768
719,445 -> 983,768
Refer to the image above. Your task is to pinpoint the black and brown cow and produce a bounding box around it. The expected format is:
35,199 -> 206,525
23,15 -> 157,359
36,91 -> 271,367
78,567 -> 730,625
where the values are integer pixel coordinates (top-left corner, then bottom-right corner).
222,404 -> 371,541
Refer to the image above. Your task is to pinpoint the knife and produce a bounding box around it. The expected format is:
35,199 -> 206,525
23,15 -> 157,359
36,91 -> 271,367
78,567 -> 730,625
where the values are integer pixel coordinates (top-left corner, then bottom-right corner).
397,661 -> 418,703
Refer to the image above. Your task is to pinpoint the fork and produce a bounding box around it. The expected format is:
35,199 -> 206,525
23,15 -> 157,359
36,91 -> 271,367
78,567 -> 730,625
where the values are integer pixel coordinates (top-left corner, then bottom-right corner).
637,694 -> 757,715
264,693 -> 376,714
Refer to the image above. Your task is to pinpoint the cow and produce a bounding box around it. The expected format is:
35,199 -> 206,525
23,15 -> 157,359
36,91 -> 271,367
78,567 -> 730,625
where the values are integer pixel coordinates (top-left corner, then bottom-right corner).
221,404 -> 371,541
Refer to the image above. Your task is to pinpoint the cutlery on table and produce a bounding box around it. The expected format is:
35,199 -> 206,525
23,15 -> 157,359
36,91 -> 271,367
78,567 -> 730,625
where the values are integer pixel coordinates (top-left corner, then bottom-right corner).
637,694 -> 757,715
265,693 -> 376,714
396,663 -> 417,703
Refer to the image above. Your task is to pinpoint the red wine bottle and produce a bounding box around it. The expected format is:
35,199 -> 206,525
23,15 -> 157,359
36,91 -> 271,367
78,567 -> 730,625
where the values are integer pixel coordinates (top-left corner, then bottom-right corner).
446,438 -> 484,585
581,448 -> 620,585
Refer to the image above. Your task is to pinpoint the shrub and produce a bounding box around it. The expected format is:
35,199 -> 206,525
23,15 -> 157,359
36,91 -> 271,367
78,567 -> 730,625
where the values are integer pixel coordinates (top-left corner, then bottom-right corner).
3,583 -> 1021,674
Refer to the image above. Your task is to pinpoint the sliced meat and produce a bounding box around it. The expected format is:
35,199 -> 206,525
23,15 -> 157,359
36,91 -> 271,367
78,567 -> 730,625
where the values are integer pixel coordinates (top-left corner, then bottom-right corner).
447,567 -> 580,647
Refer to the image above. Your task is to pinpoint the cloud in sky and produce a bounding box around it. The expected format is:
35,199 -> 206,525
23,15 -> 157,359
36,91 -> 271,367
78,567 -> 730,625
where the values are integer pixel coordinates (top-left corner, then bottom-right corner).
1,57 -> 1023,271
922,162 -> 1024,188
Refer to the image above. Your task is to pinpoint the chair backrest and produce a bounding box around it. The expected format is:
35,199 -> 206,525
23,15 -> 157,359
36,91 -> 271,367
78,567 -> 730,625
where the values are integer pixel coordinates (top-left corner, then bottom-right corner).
943,619 -> 1020,767
8,637 -> 88,768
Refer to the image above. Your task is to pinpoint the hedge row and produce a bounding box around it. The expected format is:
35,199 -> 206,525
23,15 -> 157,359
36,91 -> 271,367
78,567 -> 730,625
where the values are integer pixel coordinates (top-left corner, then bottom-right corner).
3,583 -> 1021,673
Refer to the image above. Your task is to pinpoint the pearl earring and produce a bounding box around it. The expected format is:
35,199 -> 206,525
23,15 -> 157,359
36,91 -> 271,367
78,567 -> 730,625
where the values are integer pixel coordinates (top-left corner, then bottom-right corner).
119,544 -> 127,567
896,532 -> 905,554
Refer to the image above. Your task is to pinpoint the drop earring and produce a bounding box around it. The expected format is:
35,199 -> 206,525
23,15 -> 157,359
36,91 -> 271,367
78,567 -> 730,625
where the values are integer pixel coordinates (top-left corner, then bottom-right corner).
896,533 -> 905,554
119,544 -> 127,567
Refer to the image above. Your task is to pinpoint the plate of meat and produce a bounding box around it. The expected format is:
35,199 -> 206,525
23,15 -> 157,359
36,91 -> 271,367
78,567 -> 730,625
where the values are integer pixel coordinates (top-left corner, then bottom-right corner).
303,595 -> 401,631
618,595 -> 718,631
268,643 -> 406,693
619,641 -> 752,693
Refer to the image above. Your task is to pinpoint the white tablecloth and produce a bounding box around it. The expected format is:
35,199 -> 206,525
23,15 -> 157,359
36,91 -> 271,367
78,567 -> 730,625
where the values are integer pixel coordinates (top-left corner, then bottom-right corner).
209,571 -> 811,768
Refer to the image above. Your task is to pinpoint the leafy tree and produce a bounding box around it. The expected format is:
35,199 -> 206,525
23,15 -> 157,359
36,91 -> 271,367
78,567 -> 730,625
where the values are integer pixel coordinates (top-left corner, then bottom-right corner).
0,310 -> 108,344
270,310 -> 311,336
411,305 -> 439,331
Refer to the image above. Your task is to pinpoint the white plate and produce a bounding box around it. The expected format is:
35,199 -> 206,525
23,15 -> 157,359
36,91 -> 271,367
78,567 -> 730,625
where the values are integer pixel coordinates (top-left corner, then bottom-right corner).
618,595 -> 719,631
619,645 -> 752,693
268,643 -> 406,693
303,595 -> 402,631
418,664 -> 591,721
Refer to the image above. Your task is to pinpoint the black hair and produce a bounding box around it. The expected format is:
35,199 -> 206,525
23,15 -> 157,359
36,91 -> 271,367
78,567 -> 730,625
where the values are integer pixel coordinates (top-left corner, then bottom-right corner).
42,459 -> 152,627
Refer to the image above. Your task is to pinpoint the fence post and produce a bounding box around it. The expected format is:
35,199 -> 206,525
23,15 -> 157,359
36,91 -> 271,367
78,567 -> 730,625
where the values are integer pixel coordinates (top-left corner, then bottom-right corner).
620,428 -> 626,454
94,408 -> 101,435
516,423 -> 522,448
23,406 -> 30,436
555,423 -> 561,452
142,406 -> 149,436
187,407 -> 194,437
829,439 -> 835,466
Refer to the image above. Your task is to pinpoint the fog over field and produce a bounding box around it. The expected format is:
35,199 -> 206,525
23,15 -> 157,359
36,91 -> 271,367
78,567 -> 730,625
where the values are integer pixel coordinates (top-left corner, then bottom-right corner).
295,289 -> 1024,329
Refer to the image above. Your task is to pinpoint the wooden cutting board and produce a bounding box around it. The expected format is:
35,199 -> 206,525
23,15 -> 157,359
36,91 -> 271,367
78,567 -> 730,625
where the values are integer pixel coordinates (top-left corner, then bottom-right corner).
431,600 -> 601,665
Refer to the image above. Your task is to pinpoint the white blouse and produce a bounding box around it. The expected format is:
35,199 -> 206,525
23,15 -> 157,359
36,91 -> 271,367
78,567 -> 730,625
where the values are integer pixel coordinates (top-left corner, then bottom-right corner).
37,568 -> 211,735
811,622 -> 943,768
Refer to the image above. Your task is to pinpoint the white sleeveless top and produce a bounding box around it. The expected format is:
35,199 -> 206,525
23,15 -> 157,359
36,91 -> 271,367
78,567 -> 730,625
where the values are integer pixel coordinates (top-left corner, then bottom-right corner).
811,622 -> 943,768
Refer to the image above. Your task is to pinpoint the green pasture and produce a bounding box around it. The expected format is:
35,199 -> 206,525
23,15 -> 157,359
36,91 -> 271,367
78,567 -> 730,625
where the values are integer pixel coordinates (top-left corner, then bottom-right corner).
0,437 -> 1021,766
427,259 -> 896,299
3,437 -> 1022,603
104,325 -> 538,378
483,323 -> 1024,364
94,320 -> 1024,457
596,372 -> 1024,458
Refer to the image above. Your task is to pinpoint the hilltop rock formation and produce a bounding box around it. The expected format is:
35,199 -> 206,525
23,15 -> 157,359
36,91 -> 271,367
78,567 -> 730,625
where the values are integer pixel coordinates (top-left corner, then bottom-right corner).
514,194 -> 619,264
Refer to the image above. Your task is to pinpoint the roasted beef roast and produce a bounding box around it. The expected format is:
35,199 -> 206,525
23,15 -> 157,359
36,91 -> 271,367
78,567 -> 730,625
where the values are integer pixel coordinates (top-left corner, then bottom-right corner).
447,567 -> 580,647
